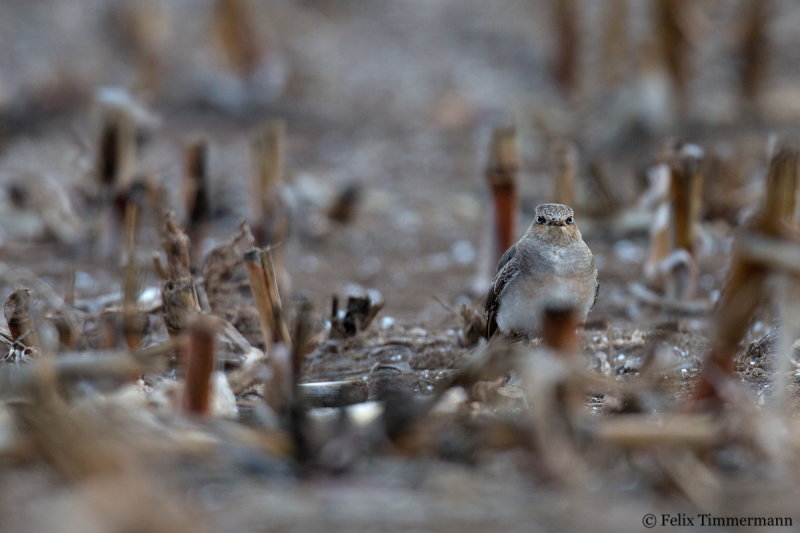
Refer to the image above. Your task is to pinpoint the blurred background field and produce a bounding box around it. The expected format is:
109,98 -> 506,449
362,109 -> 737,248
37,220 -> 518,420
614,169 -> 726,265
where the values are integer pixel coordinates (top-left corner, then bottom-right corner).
3,1 -> 800,531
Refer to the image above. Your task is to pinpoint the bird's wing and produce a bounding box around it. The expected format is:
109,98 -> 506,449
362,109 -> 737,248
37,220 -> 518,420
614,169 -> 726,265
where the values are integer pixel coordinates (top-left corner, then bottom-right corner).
590,255 -> 599,311
485,245 -> 520,338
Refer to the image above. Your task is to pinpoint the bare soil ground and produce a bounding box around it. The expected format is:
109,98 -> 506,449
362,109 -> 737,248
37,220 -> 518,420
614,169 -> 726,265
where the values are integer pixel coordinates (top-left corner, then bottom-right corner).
3,1 -> 800,531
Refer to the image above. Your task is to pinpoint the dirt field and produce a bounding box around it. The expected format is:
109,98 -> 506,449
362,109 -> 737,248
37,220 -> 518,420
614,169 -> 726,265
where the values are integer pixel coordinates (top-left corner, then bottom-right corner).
3,1 -> 800,531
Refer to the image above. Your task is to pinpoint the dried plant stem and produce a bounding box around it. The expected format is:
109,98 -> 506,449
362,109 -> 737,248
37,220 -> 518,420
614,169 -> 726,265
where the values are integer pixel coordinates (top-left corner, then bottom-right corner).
760,147 -> 798,229
213,0 -> 263,79
182,317 -> 217,417
123,201 -> 143,350
4,289 -> 39,352
160,214 -> 199,337
64,269 -> 76,306
642,146 -> 703,299
244,247 -> 291,349
10,359 -> 123,481
265,343 -> 291,415
152,253 -> 170,280
162,279 -> 200,338
134,338 -> 179,362
654,0 -> 690,114
738,0 -> 770,109
541,305 -> 579,355
124,201 -> 138,255
551,0 -> 579,97
109,0 -> 167,94
254,120 -> 285,198
536,305 -> 583,478
486,126 -> 519,263
183,137 -> 211,252
669,155 -> 702,256
645,211 -> 670,288
52,312 -> 81,351
629,282 -> 711,314
735,233 -> 800,273
244,249 -> 274,349
327,182 -> 362,225
523,329 -> 584,482
161,212 -> 192,279
773,275 -> 800,410
553,140 -> 577,206
1,353 -> 142,400
183,138 -> 211,264
329,293 -> 385,339
250,121 -> 291,296
602,0 -> 628,86
693,260 -> 768,403
93,103 -> 138,256
95,108 -> 137,193
594,414 -> 718,448
291,300 -> 314,390
692,147 -> 799,406
259,247 -> 290,345
134,6 -> 165,94
586,159 -> 620,215
667,150 -> 703,299
250,120 -> 286,241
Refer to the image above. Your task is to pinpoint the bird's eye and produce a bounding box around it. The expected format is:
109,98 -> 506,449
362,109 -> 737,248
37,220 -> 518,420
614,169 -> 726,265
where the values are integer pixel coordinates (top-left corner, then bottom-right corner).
565,216 -> 574,225
536,216 -> 546,224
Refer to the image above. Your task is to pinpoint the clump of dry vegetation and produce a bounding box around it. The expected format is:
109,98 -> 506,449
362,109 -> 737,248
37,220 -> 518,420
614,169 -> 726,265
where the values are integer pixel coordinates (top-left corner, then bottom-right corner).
3,1 -> 800,531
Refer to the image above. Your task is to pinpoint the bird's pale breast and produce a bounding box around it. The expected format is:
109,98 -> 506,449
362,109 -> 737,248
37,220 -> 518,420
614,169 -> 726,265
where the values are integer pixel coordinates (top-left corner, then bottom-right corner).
496,240 -> 596,336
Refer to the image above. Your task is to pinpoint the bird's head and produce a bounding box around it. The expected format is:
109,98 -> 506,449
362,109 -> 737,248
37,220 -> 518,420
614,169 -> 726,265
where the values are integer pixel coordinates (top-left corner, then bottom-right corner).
527,203 -> 582,244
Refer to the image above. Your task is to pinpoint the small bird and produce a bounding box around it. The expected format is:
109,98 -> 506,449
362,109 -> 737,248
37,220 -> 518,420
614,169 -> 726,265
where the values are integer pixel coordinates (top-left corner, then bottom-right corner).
485,203 -> 598,338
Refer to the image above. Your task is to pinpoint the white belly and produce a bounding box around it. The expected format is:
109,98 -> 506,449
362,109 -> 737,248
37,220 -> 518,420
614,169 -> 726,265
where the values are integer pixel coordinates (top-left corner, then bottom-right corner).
496,277 -> 593,337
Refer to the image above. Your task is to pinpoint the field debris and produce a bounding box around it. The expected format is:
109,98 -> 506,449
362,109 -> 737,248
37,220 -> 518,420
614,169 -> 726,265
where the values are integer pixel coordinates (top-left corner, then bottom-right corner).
4,2 -> 800,531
